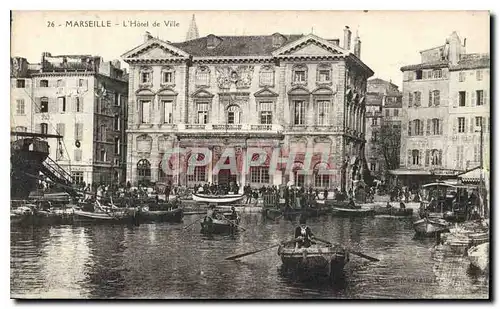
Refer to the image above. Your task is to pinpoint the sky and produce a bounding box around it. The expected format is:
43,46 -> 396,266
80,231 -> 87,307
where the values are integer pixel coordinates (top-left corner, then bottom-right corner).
11,10 -> 490,88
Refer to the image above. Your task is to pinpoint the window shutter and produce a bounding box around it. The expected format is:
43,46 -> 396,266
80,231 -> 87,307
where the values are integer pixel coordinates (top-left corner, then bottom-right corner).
79,97 -> 84,113
471,91 -> 476,106
470,117 -> 474,133
419,119 -> 424,136
72,97 -> 77,112
439,119 -> 443,135
435,91 -> 440,106
408,92 -> 413,107
442,69 -> 448,79
466,91 -> 470,107
408,121 -> 412,136
407,150 -> 412,166
452,92 -> 458,108
455,146 -> 460,169
56,123 -> 65,136
49,97 -> 57,113
419,148 -> 425,166
485,89 -> 489,106
35,97 -> 41,113
438,149 -> 443,165
35,123 -> 41,133
425,150 -> 430,166
426,119 -> 431,135
74,123 -> 78,140
453,118 -> 457,134
428,91 -> 432,107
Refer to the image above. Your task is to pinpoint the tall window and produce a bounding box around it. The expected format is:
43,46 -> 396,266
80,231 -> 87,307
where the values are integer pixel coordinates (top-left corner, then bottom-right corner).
414,119 -> 422,135
100,125 -> 106,141
430,90 -> 440,106
40,97 -> 49,113
163,100 -> 173,124
430,149 -> 442,166
75,123 -> 83,141
140,100 -> 151,123
58,97 -> 66,112
317,100 -> 329,125
259,102 -> 273,124
476,90 -> 484,106
71,172 -> 84,184
475,116 -> 483,129
372,132 -> 378,141
459,72 -> 466,82
137,159 -> 152,182
458,117 -> 465,133
432,118 -> 440,135
16,99 -> 25,115
433,69 -> 442,79
372,118 -> 378,126
459,91 -> 466,107
140,72 -> 151,84
394,109 -> 399,117
162,71 -> 173,84
114,137 -> 120,154
476,70 -> 483,81
100,149 -> 107,162
75,97 -> 83,112
318,70 -> 331,82
385,109 -> 390,117
197,102 -> 209,124
114,115 -> 120,130
412,149 -> 420,165
16,79 -> 25,88
39,80 -> 49,87
187,166 -> 206,182
196,67 -> 210,86
294,70 -> 306,83
40,123 -> 48,135
413,91 -> 421,106
250,167 -> 270,184
314,173 -> 330,188
259,66 -> 274,86
227,105 -> 241,124
294,100 -> 305,125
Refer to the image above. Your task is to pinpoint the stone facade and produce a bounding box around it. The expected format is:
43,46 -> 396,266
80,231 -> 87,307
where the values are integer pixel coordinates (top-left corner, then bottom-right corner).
397,31 -> 490,188
10,54 -> 129,185
122,29 -> 373,192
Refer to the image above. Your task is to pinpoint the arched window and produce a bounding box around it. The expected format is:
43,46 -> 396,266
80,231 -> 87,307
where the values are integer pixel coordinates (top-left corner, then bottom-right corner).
292,162 -> 305,187
137,159 -> 151,182
411,149 -> 420,165
430,149 -> 442,166
227,105 -> 241,124
314,162 -> 330,188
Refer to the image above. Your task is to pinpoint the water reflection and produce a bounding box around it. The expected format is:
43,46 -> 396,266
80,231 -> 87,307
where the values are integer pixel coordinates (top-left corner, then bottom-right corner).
11,214 -> 489,299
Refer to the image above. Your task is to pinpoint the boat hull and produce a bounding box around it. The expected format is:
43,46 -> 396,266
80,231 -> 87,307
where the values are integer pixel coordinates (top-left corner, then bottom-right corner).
73,210 -> 138,224
192,193 -> 244,204
331,207 -> 375,217
374,207 -> 413,217
413,218 -> 449,236
263,208 -> 282,220
200,216 -> 240,234
11,208 -> 74,226
278,244 -> 349,280
138,208 -> 183,223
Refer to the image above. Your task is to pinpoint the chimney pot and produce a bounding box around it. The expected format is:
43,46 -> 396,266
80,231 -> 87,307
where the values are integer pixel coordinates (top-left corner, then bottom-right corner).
343,26 -> 352,50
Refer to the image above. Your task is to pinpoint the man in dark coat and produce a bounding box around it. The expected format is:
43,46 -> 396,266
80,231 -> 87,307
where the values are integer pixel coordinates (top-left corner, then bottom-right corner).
294,216 -> 315,249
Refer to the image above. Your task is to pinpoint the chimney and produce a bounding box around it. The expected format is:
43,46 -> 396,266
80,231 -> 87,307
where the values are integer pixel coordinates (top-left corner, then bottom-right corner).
343,26 -> 352,50
354,38 -> 361,58
144,31 -> 153,43
207,34 -> 222,49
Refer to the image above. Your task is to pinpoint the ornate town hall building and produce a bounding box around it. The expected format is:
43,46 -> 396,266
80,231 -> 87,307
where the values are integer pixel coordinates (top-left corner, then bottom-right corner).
122,26 -> 373,191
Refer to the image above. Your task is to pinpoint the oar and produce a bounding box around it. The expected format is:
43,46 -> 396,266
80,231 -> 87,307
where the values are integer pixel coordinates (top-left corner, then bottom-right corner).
225,240 -> 294,261
313,237 -> 380,262
183,217 -> 203,229
219,216 -> 246,231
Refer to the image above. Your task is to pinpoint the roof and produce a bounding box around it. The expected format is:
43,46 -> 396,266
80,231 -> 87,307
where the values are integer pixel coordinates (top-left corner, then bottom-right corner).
368,78 -> 398,89
400,60 -> 449,72
450,55 -> 490,71
366,92 -> 383,106
171,34 -> 304,57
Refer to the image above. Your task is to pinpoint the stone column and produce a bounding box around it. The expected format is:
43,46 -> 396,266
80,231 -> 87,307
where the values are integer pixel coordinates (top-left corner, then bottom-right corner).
207,147 -> 213,184
240,147 -> 246,194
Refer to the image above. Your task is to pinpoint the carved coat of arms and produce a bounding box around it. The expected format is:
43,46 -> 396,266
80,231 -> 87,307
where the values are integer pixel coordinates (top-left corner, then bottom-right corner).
215,66 -> 254,90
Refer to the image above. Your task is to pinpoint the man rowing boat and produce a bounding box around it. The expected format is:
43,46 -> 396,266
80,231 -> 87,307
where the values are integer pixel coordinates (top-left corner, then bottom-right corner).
294,215 -> 316,249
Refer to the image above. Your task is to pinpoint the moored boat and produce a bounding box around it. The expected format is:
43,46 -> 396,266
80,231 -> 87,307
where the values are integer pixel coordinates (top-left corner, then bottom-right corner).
263,207 -> 282,220
467,242 -> 489,272
413,217 -> 449,236
277,242 -> 349,281
73,209 -> 138,224
192,193 -> 244,204
137,207 -> 183,223
331,206 -> 375,217
374,207 -> 413,217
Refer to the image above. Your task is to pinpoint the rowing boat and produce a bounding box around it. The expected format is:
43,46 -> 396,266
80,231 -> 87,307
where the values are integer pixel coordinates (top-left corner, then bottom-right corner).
200,215 -> 240,234
192,193 -> 244,204
413,217 -> 449,236
73,209 -> 138,224
374,207 -> 413,217
331,206 -> 375,217
137,207 -> 183,223
277,242 -> 349,281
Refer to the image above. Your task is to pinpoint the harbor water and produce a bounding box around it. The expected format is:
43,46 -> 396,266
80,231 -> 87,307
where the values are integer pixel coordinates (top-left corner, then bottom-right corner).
10,214 -> 489,299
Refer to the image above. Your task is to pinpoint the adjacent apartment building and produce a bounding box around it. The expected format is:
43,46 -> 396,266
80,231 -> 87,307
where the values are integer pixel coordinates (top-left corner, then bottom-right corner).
122,25 -> 374,191
396,31 -> 490,189
10,53 -> 129,186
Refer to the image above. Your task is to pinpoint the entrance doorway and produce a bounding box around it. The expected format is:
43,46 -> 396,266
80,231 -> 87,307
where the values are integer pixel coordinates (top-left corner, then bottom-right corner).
217,169 -> 237,187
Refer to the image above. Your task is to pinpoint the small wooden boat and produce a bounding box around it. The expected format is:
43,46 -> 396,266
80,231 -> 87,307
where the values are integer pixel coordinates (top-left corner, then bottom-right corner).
73,209 -> 138,224
469,232 -> 489,247
331,206 -> 375,217
263,208 -> 282,220
468,242 -> 489,272
137,207 -> 183,223
200,215 -> 240,234
413,217 -> 449,236
277,242 -> 349,281
192,193 -> 245,204
374,207 -> 413,217
443,211 -> 467,223
10,205 -> 74,226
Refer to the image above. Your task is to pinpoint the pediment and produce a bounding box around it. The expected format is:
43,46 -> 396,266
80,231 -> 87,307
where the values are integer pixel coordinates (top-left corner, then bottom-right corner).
122,39 -> 190,60
135,88 -> 155,96
157,87 -> 178,96
312,86 -> 335,95
288,86 -> 310,96
272,34 -> 348,58
254,88 -> 278,97
192,89 -> 214,98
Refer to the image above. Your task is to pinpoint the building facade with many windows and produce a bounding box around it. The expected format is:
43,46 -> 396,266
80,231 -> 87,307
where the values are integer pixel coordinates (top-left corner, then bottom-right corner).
123,28 -> 373,191
10,53 -> 129,186
397,32 -> 489,189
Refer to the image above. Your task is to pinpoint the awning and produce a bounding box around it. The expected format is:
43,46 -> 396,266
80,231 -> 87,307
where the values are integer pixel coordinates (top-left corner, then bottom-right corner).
458,168 -> 482,183
389,169 -> 432,176
422,182 -> 455,188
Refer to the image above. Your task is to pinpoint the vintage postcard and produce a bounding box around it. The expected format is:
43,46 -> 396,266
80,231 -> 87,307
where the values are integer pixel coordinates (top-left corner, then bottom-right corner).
10,10 -> 490,299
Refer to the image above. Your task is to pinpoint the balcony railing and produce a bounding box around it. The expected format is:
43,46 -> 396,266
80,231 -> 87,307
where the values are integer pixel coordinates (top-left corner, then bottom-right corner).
212,124 -> 243,131
178,123 -> 283,133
